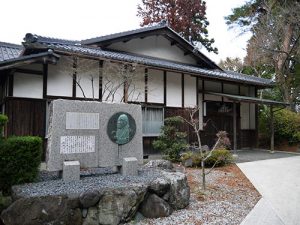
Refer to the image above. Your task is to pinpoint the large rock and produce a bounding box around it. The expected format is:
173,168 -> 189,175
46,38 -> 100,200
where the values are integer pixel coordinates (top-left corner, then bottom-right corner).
79,189 -> 102,208
97,186 -> 147,225
162,171 -> 190,209
139,194 -> 173,218
144,160 -> 173,170
83,207 -> 99,225
148,177 -> 170,197
0,195 -> 82,225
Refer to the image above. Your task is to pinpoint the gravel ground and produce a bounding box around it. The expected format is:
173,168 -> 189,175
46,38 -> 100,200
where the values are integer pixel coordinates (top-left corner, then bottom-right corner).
13,168 -> 161,198
129,164 -> 260,225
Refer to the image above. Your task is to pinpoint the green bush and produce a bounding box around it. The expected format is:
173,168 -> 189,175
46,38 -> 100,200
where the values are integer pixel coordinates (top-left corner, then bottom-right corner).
153,116 -> 188,162
204,149 -> 233,167
180,149 -> 233,167
0,114 -> 8,138
259,107 -> 300,145
0,136 -> 42,194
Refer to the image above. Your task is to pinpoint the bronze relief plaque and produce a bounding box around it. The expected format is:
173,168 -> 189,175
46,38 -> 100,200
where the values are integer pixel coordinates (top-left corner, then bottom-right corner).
107,112 -> 136,145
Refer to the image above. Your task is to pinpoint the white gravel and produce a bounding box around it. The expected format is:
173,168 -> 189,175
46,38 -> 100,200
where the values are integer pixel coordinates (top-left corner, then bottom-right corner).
127,167 -> 260,225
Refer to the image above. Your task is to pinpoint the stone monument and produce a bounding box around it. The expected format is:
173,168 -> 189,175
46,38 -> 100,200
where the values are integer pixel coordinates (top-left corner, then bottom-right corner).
46,100 -> 143,172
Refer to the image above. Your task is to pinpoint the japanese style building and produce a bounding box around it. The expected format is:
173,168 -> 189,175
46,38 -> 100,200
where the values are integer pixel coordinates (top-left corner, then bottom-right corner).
0,23 -> 282,156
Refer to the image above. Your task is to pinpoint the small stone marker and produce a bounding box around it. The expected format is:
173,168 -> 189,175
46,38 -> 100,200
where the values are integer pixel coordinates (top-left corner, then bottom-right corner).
122,157 -> 138,176
63,161 -> 80,181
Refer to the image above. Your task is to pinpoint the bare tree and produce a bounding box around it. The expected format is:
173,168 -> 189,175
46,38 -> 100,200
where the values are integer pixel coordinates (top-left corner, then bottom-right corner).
181,106 -> 231,190
57,55 -> 145,102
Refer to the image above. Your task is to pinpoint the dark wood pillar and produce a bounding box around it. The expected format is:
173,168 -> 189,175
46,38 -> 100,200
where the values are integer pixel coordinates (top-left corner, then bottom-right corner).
233,102 -> 237,153
270,105 -> 274,152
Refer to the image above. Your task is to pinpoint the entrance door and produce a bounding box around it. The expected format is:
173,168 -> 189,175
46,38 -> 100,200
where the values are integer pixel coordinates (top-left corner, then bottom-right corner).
202,101 -> 239,148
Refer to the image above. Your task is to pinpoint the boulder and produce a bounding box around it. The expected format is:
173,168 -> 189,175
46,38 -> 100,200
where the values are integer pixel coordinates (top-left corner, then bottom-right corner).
148,177 -> 170,197
144,160 -> 173,170
83,207 -> 99,225
162,171 -> 190,209
139,194 -> 173,218
79,189 -> 102,208
97,185 -> 147,225
0,195 -> 82,225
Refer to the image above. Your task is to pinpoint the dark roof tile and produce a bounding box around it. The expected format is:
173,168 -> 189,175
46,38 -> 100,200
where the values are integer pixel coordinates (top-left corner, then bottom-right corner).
0,42 -> 23,62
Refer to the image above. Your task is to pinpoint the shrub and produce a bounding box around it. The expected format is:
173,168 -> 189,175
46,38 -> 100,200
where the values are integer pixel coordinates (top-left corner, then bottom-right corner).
153,116 -> 188,162
259,107 -> 300,145
204,149 -> 233,167
0,114 -> 8,138
0,136 -> 42,194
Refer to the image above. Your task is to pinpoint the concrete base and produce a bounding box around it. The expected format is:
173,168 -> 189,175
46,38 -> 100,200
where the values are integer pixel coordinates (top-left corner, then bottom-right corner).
63,161 -> 80,181
122,157 -> 138,176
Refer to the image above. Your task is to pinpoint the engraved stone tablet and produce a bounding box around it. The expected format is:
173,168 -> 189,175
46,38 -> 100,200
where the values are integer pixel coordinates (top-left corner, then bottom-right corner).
60,136 -> 95,154
66,112 -> 99,129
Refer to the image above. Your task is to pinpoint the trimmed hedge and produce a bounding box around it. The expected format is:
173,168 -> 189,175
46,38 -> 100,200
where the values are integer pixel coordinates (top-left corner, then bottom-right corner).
0,136 -> 42,194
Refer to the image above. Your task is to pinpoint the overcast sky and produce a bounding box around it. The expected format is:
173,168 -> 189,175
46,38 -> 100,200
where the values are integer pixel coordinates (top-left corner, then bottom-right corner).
1,0 -> 250,63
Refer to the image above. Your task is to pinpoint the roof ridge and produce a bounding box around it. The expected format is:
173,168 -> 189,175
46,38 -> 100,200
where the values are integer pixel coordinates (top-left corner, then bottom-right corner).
24,33 -> 80,46
0,41 -> 22,49
81,22 -> 167,44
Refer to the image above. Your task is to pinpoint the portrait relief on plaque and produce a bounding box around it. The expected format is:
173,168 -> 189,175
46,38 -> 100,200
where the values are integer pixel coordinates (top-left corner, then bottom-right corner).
107,112 -> 136,145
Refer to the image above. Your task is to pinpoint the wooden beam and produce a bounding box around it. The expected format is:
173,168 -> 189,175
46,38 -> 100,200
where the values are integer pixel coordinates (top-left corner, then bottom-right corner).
42,64 -> 48,99
99,60 -> 103,101
181,73 -> 184,108
163,71 -> 167,106
72,57 -> 77,98
8,73 -> 13,97
145,68 -> 148,103
15,68 -> 43,75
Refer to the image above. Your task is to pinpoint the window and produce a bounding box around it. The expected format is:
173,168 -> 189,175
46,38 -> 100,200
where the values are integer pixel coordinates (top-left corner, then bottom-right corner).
142,107 -> 164,136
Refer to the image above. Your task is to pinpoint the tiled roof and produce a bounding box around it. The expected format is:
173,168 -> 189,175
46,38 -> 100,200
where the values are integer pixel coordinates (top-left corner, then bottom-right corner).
0,42 -> 23,62
23,33 -> 273,87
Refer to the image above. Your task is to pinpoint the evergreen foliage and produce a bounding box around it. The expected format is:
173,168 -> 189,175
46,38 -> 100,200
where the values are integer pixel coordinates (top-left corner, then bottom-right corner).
153,116 -> 188,161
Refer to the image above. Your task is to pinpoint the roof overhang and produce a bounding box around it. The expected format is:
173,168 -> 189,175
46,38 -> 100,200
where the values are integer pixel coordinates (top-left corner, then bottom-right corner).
0,50 -> 60,71
206,92 -> 289,106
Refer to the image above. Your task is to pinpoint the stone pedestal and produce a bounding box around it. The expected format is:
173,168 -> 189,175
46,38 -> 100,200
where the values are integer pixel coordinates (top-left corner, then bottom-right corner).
63,161 -> 80,181
122,157 -> 138,176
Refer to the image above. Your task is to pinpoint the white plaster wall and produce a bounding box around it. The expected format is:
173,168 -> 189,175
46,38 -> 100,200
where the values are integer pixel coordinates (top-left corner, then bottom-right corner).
224,83 -> 239,94
76,58 -> 99,99
166,71 -> 182,107
102,61 -> 124,103
204,80 -> 221,92
240,102 -> 250,129
128,67 -> 145,102
198,93 -> 203,130
147,69 -> 164,103
109,36 -> 197,65
48,56 -> 73,97
184,75 -> 197,107
250,103 -> 256,129
13,73 -> 43,98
